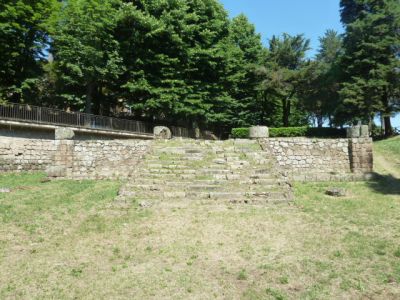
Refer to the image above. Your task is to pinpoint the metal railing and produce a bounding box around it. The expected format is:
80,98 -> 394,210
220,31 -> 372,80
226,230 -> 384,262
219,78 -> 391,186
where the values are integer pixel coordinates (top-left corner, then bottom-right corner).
0,102 -> 208,138
0,103 -> 155,135
170,126 -> 196,139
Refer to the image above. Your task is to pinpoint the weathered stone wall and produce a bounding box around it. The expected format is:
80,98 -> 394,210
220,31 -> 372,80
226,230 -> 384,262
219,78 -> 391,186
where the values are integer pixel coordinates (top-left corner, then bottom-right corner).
259,137 -> 372,181
70,140 -> 151,179
348,138 -> 373,174
0,134 -> 373,182
0,137 -> 151,179
0,137 -> 57,172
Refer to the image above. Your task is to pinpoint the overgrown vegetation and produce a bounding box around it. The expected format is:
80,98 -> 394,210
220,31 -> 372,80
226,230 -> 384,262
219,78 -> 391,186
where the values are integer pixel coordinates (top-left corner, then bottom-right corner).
0,138 -> 400,298
0,0 -> 399,135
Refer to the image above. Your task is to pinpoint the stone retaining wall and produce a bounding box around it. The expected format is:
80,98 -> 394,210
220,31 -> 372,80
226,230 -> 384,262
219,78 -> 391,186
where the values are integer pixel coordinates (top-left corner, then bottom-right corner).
259,137 -> 373,181
0,137 -> 151,179
71,140 -> 151,179
0,134 -> 373,182
0,137 -> 57,172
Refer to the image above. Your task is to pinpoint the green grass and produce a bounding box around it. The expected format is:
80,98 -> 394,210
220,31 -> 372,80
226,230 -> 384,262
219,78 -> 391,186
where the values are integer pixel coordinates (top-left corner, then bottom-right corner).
0,137 -> 399,299
375,136 -> 400,155
374,136 -> 400,176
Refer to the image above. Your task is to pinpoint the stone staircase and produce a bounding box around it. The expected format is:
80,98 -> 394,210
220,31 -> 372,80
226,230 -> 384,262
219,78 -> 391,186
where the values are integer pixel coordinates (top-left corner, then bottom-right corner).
115,139 -> 293,207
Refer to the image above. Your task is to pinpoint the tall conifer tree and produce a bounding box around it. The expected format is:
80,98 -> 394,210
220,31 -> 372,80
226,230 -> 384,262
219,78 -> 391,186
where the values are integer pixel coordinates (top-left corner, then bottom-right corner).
339,0 -> 400,135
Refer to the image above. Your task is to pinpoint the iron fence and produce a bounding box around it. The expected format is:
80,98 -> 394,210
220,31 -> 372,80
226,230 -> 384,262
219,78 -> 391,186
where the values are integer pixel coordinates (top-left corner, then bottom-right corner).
0,103 -> 206,138
0,103 -> 156,135
170,126 -> 196,139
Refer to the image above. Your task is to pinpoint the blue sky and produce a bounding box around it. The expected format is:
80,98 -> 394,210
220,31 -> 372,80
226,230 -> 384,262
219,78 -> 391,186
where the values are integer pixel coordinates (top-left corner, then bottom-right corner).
220,0 -> 343,57
220,0 -> 399,128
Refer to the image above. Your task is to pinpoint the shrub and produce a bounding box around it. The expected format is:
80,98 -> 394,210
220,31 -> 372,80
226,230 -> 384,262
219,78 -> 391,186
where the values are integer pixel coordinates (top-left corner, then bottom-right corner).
231,128 -> 249,138
306,127 -> 346,138
232,126 -> 346,138
269,127 -> 308,137
270,126 -> 346,138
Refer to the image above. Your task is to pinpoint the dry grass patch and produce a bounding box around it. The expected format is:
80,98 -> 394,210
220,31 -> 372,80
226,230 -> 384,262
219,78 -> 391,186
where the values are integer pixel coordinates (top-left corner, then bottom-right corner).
0,137 -> 400,299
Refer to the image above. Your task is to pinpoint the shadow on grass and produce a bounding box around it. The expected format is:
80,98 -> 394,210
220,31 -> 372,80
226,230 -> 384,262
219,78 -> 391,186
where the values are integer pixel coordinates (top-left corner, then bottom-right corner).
367,173 -> 400,195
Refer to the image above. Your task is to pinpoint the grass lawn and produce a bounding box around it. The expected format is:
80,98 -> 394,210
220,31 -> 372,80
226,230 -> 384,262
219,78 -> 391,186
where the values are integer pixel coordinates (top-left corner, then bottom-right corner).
0,138 -> 400,299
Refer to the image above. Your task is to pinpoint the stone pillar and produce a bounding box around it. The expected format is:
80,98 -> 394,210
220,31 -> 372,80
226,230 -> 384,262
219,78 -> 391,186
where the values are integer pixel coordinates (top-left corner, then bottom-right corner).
360,125 -> 370,137
348,137 -> 373,174
347,125 -> 370,138
154,126 -> 172,139
346,125 -> 361,138
46,127 -> 75,178
249,126 -> 269,139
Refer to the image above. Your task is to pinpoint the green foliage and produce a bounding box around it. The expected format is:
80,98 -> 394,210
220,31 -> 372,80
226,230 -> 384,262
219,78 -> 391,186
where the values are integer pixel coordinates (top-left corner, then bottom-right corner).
231,128 -> 250,138
0,0 -> 56,102
270,126 -> 345,138
232,126 -> 345,138
339,0 -> 400,135
1,0 -> 398,134
227,14 -> 265,127
256,34 -> 311,127
269,126 -> 308,137
49,0 -> 124,113
114,0 -> 254,131
299,30 -> 343,127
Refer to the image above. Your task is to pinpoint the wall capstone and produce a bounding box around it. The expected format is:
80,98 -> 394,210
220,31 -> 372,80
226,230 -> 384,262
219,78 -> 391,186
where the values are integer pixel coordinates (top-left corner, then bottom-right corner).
249,126 -> 269,139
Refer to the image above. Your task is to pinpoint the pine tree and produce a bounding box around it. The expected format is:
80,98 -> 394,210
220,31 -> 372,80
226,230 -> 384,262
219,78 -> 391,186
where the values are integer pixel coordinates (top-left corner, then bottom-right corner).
258,34 -> 311,127
299,30 -> 343,127
228,14 -> 265,127
116,0 -> 239,133
339,0 -> 400,135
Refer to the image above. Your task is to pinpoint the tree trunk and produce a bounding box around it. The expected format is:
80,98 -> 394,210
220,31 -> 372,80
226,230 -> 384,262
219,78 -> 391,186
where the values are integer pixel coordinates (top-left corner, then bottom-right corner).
282,98 -> 290,127
382,89 -> 393,137
384,116 -> 393,137
85,82 -> 95,114
260,92 -> 267,125
317,115 -> 323,128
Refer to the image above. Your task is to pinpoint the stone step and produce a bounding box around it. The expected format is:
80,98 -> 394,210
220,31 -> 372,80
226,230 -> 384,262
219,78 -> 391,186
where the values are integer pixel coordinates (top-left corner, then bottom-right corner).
128,182 -> 283,192
126,190 -> 290,200
250,174 -> 276,180
143,164 -> 231,171
118,139 -> 294,206
129,179 -> 227,185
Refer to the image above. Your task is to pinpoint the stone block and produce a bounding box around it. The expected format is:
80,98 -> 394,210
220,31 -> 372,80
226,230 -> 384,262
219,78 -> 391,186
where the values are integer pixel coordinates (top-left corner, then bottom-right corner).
154,126 -> 172,139
360,125 -> 370,137
346,126 -> 360,138
249,126 -> 269,139
46,166 -> 67,178
55,128 -> 75,140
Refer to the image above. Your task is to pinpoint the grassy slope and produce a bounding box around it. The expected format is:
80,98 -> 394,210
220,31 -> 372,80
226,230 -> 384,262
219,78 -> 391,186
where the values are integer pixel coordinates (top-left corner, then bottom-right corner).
374,136 -> 400,176
0,138 -> 399,299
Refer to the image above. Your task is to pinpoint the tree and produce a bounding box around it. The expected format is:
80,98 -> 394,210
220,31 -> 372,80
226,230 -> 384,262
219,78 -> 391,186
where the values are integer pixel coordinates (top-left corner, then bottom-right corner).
49,0 -> 125,113
299,30 -> 343,127
258,34 -> 311,127
339,0 -> 400,136
227,14 -> 265,126
0,0 -> 56,103
116,0 -> 241,133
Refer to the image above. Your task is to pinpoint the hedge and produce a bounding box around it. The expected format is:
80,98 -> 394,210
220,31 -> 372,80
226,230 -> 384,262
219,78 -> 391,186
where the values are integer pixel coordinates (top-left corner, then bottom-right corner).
231,126 -> 346,138
231,128 -> 250,138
